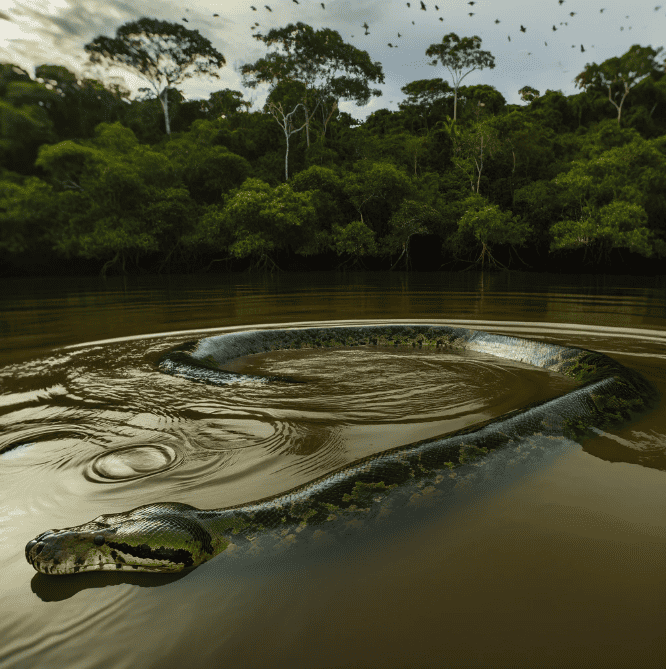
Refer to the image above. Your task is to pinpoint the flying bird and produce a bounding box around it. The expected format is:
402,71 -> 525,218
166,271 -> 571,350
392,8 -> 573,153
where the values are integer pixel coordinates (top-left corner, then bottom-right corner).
581,45 -> 585,52
495,19 -> 500,23
600,8 -> 604,12
468,1 -> 475,4
439,17 -> 443,20
421,1 -> 426,9
388,43 -> 393,47
545,41 -> 548,46
182,18 -> 188,22
435,4 -> 439,9
508,35 -> 511,41
552,25 -> 557,30
469,13 -> 474,16
569,11 -> 576,16
293,0 -> 299,3
558,0 -> 564,4
398,32 -> 401,36
406,2 -> 410,6
412,20 -> 415,24
362,21 -> 369,29
213,13 -> 219,17
321,2 -> 325,7
520,24 -> 526,32
250,5 -> 256,9
265,5 -> 272,10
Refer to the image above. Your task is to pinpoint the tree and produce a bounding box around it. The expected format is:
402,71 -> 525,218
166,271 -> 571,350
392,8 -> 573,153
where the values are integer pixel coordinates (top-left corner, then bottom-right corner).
382,200 -> 442,270
447,109 -> 502,194
573,44 -> 664,126
212,177 -> 320,271
454,194 -> 531,269
83,17 -> 226,136
262,78 -> 310,181
548,136 -> 666,264
425,33 -> 495,121
519,86 -> 540,104
240,22 -> 384,148
35,122 -> 194,275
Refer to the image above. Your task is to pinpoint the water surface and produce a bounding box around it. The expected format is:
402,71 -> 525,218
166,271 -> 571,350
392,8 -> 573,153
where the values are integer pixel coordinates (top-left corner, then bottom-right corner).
1,271 -> 665,668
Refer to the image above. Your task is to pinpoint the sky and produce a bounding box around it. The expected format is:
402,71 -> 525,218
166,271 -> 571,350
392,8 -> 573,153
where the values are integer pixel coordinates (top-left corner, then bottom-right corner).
0,0 -> 664,123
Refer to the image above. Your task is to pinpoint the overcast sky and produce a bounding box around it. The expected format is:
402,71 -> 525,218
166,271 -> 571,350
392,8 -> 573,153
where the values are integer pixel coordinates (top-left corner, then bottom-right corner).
0,0 -> 663,123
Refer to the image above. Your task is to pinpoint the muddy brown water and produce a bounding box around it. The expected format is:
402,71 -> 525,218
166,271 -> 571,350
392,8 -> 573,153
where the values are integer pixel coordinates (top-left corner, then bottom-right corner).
1,271 -> 665,669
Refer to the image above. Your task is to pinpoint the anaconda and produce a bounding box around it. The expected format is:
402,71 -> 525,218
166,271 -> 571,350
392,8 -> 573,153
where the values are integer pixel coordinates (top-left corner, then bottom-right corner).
25,325 -> 658,575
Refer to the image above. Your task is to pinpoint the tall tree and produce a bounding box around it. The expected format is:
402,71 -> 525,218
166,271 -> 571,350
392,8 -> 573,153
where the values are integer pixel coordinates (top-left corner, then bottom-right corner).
425,33 -> 495,121
241,22 -> 384,149
83,17 -> 226,136
573,44 -> 664,126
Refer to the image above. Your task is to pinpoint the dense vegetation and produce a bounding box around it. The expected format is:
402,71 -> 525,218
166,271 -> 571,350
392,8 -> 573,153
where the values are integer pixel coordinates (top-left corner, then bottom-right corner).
1,18 -> 665,276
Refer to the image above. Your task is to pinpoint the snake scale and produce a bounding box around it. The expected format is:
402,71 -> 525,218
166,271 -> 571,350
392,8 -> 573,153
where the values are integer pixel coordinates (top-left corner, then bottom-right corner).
26,325 -> 657,575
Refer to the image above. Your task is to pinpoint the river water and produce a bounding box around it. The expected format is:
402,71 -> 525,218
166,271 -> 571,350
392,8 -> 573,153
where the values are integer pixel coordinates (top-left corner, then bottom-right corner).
1,271 -> 665,669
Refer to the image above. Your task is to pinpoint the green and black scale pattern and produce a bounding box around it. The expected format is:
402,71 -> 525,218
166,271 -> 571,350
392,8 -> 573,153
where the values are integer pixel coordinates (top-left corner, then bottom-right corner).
26,325 -> 658,575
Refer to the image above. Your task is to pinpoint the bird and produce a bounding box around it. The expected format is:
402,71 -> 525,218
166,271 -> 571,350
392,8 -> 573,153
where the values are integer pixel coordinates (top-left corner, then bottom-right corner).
469,12 -> 474,16
388,43 -> 393,47
182,17 -> 188,22
362,21 -> 369,29
495,19 -> 500,23
656,6 -> 662,10
321,2 -> 325,7
581,44 -> 585,52
435,4 -> 439,8
569,11 -> 576,16
558,0 -> 564,4
520,24 -> 526,32
508,35 -> 511,41
250,5 -> 256,9
213,13 -> 219,17
412,20 -> 415,24
397,32 -> 401,37
265,5 -> 271,10
406,2 -> 410,6
439,17 -> 443,20
420,1 -> 426,9
468,1 -> 475,4
552,25 -> 557,30
600,8 -> 604,12
293,0 -> 299,3
545,41 -> 548,46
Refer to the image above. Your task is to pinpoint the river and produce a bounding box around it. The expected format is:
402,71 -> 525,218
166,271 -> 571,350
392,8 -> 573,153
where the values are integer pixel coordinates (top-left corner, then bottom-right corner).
1,271 -> 665,668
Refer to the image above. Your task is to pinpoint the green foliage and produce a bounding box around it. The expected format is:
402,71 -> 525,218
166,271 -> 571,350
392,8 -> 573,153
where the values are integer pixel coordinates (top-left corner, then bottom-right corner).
2,37 -> 666,274
0,176 -> 57,255
332,220 -> 378,264
214,178 -> 320,268
549,135 -> 666,262
451,194 -> 531,268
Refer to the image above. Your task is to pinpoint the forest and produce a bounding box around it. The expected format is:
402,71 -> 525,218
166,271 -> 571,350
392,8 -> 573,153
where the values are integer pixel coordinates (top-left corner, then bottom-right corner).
1,17 -> 665,276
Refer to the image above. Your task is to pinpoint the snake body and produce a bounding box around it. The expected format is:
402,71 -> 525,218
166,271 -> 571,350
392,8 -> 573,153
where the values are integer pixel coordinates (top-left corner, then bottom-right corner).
26,325 -> 657,575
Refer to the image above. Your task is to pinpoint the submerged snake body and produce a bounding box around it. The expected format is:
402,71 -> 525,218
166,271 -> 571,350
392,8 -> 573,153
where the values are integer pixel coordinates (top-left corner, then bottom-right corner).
26,325 -> 657,575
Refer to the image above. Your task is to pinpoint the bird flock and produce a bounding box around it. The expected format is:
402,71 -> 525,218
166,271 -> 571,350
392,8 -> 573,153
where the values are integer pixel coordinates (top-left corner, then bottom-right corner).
180,3 -> 664,56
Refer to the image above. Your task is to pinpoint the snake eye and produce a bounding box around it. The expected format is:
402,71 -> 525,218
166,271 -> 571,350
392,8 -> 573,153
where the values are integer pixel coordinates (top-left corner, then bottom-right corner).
94,534 -> 105,546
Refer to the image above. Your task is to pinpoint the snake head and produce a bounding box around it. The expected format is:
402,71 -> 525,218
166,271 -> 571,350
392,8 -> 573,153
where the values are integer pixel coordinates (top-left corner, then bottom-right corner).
26,504 -> 216,575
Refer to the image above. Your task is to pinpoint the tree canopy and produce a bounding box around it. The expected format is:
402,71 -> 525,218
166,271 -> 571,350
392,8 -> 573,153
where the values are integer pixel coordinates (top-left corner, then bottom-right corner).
84,18 -> 226,135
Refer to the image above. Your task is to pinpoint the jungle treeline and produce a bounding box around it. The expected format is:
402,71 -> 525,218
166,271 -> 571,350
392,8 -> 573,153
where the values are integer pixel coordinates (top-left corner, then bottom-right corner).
1,20 -> 666,276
